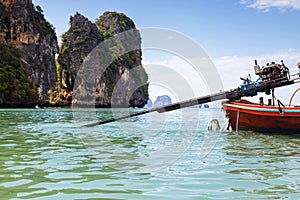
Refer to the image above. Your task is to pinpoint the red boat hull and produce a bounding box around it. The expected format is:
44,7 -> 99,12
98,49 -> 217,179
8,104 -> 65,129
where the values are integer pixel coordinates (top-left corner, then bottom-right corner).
223,100 -> 300,133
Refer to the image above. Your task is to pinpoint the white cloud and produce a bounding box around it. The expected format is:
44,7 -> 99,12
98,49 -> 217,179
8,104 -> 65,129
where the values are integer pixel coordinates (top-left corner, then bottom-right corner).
143,49 -> 300,105
241,0 -> 300,11
142,56 -> 210,103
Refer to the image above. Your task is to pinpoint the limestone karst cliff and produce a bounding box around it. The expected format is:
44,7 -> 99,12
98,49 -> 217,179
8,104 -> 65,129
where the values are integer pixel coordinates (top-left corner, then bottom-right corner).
58,11 -> 149,108
54,13 -> 102,106
0,1 -> 148,108
58,13 -> 103,92
0,0 -> 58,107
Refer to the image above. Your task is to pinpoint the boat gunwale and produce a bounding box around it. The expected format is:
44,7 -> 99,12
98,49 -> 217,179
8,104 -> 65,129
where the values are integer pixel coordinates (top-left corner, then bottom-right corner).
223,100 -> 300,133
223,100 -> 300,117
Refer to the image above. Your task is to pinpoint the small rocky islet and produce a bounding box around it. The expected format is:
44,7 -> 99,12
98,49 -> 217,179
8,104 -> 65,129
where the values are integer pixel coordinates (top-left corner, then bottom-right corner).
0,0 -> 149,108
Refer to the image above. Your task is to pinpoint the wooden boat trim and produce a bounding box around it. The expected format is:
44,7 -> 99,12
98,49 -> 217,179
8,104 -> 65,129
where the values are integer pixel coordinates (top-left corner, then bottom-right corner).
223,103 -> 300,112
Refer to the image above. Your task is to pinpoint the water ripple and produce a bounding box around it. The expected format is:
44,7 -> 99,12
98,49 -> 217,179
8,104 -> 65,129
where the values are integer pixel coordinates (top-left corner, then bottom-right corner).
0,109 -> 300,199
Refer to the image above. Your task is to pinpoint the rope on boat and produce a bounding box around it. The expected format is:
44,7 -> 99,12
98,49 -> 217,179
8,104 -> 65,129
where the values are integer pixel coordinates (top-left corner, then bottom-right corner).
235,109 -> 240,132
221,118 -> 230,132
289,87 -> 300,106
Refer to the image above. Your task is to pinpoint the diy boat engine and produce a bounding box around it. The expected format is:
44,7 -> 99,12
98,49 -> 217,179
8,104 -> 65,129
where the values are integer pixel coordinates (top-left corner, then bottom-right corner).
254,60 -> 290,82
237,60 -> 292,97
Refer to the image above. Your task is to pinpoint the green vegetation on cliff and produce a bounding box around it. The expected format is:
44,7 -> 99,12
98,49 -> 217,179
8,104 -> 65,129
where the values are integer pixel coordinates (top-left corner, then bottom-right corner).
0,42 -> 37,107
31,4 -> 57,40
58,13 -> 102,92
0,2 -> 148,108
95,11 -> 149,107
0,0 -> 58,107
96,11 -> 136,39
58,11 -> 148,108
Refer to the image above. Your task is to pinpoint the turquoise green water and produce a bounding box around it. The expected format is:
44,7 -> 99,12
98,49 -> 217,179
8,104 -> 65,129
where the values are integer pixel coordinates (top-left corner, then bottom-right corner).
0,108 -> 300,199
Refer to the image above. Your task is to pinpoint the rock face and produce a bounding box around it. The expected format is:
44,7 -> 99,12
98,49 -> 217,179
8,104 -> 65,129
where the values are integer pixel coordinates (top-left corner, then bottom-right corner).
95,11 -> 148,108
58,13 -> 102,92
0,2 -> 148,108
0,0 -> 58,103
59,11 -> 149,108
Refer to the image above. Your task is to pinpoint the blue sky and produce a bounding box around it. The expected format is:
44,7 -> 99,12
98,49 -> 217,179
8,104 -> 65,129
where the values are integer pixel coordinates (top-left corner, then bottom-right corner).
32,0 -> 300,57
32,0 -> 300,104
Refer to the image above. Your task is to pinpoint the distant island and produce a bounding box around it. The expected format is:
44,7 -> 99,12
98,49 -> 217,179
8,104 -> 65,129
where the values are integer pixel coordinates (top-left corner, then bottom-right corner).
143,95 -> 172,109
0,0 -> 148,108
152,95 -> 172,108
143,95 -> 210,109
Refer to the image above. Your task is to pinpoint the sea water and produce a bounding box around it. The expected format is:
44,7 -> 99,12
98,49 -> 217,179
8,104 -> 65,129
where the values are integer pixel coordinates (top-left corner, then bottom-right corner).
0,108 -> 299,199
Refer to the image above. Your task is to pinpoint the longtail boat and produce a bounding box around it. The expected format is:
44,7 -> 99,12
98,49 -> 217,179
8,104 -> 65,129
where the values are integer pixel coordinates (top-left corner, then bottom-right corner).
82,60 -> 300,134
223,98 -> 300,133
